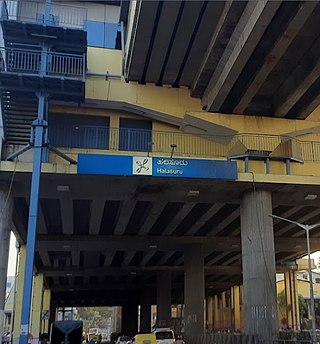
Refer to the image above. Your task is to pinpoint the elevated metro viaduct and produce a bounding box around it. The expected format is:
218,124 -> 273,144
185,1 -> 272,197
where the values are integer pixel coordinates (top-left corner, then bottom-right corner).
3,0 -> 320,343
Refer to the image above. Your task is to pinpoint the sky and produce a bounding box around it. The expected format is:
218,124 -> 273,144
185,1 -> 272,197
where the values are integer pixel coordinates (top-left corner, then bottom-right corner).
7,232 -> 17,276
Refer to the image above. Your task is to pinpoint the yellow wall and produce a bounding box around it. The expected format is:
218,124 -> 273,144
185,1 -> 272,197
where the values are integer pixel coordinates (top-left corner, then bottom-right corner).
12,247 -> 49,343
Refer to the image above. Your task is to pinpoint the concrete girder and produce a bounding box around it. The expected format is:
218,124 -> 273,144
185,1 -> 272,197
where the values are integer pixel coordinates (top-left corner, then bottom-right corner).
60,198 -> 73,235
202,1 -> 281,112
157,251 -> 176,266
233,1 -> 318,114
184,203 -> 224,236
122,250 -> 137,267
162,202 -> 196,235
36,234 -> 240,252
191,1 -> 245,97
113,200 -> 136,235
125,1 -> 159,81
138,201 -> 167,235
275,208 -> 320,237
274,33 -> 320,117
37,201 -> 48,234
140,251 -> 156,266
38,250 -> 51,267
104,249 -> 116,266
178,1 -> 226,86
42,264 -> 242,277
89,199 -> 105,235
71,250 -> 80,266
50,281 -> 236,294
207,207 -> 240,236
143,1 -> 182,84
35,235 -> 320,258
160,1 -> 204,86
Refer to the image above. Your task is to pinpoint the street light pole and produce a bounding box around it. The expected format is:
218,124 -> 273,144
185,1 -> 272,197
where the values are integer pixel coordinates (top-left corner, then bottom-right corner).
270,214 -> 320,344
306,224 -> 317,344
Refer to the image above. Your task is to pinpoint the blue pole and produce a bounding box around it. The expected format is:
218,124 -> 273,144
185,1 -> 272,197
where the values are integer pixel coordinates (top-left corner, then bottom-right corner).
19,94 -> 47,344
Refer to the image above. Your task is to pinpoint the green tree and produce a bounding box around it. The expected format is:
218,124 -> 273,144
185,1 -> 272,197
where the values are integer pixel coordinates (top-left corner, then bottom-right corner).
76,307 -> 113,332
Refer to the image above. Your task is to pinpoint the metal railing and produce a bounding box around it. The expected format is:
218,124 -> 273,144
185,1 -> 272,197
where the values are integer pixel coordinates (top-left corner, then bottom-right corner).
0,47 -> 85,79
1,0 -> 87,29
184,334 -> 314,344
46,126 -> 320,162
184,333 -> 258,344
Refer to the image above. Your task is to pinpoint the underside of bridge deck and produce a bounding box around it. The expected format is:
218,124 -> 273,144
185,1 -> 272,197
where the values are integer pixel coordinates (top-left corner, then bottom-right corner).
5,171 -> 320,306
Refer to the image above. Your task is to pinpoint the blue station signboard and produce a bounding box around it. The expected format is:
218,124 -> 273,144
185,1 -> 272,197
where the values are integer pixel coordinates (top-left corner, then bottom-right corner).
77,154 -> 237,180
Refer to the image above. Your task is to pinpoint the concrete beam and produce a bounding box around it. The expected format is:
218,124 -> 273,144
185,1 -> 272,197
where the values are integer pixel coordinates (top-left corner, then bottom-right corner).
162,202 -> 196,235
51,281 -> 237,293
36,236 -> 318,254
184,203 -> 224,235
104,249 -> 116,267
39,250 -> 51,267
275,208 -> 320,237
36,234 -> 240,252
191,1 -> 244,96
274,34 -> 320,117
122,251 -> 136,267
202,1 -> 281,112
60,199 -> 73,235
140,251 -> 156,266
71,250 -> 80,266
234,1 -> 317,113
113,200 -> 136,235
89,199 -> 105,235
207,208 -> 239,236
42,264 -> 242,277
157,251 -> 175,266
37,202 -> 48,234
138,201 -> 167,235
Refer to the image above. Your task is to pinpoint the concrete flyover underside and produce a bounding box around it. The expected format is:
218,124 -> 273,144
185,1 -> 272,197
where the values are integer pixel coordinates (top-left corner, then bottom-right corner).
126,1 -> 320,119
4,170 -> 320,307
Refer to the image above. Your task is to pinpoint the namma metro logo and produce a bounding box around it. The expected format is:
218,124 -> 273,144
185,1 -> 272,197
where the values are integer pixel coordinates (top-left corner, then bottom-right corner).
133,157 -> 152,175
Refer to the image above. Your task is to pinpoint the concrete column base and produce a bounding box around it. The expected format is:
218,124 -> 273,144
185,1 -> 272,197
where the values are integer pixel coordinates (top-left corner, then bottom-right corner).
241,190 -> 277,342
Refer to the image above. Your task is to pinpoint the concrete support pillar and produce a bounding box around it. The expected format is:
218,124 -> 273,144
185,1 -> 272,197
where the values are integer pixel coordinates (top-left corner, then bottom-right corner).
140,289 -> 152,333
122,301 -> 138,337
112,306 -> 121,333
0,188 -> 13,335
140,304 -> 151,333
241,190 -> 277,342
184,245 -> 205,335
233,286 -> 241,332
213,295 -> 220,330
206,296 -> 214,332
222,292 -> 227,329
284,270 -> 300,330
156,272 -> 171,327
13,246 -> 26,344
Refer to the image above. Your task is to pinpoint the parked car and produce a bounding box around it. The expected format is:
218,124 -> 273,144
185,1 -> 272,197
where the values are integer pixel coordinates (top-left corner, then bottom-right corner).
116,335 -> 132,344
153,328 -> 175,344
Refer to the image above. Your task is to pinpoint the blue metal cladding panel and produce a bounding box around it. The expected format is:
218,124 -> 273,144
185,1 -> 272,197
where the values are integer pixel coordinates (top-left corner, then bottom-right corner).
152,157 -> 237,179
77,154 -> 238,180
78,154 -> 132,175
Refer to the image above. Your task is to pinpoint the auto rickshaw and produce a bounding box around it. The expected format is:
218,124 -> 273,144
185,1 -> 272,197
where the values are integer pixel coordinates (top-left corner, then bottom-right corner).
134,333 -> 157,344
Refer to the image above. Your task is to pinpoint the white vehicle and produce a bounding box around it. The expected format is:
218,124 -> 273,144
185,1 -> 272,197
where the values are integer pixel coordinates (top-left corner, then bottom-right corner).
153,328 -> 175,344
116,335 -> 132,344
